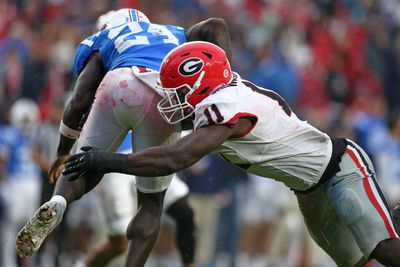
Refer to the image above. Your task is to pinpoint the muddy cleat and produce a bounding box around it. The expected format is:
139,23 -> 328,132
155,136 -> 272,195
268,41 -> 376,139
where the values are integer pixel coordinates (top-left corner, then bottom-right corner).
16,201 -> 64,258
393,203 -> 400,236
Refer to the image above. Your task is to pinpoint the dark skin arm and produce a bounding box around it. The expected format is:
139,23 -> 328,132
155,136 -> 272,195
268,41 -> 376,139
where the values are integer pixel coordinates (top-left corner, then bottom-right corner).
124,124 -> 235,176
63,118 -> 252,179
58,52 -> 105,155
48,52 -> 105,183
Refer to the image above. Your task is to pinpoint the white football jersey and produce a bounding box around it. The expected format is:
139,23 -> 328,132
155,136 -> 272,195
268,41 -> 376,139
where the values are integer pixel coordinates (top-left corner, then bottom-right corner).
193,73 -> 332,191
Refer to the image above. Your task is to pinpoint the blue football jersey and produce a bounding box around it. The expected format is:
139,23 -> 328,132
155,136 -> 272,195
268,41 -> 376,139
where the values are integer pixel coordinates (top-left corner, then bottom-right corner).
0,125 -> 40,181
73,22 -> 187,74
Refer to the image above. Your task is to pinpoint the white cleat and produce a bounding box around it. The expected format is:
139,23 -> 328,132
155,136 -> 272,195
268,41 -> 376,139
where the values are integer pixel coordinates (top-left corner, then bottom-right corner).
16,201 -> 64,258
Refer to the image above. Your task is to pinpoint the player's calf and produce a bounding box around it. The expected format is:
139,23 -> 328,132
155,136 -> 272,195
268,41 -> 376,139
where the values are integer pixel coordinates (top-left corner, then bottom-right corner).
370,238 -> 400,267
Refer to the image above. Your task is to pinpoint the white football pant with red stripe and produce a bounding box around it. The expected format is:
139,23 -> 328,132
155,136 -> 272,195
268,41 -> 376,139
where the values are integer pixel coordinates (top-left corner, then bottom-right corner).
296,139 -> 398,267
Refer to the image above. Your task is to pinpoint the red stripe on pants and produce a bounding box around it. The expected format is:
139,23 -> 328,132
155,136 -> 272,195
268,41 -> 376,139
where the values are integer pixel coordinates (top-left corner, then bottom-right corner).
345,148 -> 397,238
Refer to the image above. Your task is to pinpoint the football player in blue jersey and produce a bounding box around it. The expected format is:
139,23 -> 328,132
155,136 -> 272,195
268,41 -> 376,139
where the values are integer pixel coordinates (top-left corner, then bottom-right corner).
74,10 -> 197,267
16,8 -> 232,267
0,99 -> 41,267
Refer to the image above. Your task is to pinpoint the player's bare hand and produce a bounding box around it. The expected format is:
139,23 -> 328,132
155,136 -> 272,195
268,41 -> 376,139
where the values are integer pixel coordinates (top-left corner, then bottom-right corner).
48,155 -> 69,183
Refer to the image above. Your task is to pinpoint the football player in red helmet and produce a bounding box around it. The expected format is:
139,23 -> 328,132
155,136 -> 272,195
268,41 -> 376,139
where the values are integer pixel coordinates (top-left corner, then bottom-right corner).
64,41 -> 400,267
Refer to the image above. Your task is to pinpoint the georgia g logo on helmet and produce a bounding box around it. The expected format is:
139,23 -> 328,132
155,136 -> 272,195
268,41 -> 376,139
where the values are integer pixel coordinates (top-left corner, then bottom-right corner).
178,58 -> 204,76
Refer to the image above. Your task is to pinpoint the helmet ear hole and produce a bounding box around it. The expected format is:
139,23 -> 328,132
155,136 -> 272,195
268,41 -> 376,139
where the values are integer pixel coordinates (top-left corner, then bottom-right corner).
198,86 -> 210,95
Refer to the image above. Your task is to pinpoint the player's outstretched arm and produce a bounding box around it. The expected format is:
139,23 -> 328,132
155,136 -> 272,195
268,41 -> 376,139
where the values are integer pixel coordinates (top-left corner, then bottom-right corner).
49,52 -> 105,183
63,118 -> 252,180
124,124 -> 234,176
186,18 -> 232,62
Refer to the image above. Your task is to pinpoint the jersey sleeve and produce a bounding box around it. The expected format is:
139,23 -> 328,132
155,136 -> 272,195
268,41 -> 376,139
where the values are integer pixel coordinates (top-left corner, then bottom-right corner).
165,25 -> 187,42
193,87 -> 258,137
72,34 -> 100,75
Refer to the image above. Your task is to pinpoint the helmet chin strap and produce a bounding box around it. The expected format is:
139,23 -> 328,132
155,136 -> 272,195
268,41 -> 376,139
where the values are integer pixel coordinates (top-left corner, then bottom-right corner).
192,71 -> 205,90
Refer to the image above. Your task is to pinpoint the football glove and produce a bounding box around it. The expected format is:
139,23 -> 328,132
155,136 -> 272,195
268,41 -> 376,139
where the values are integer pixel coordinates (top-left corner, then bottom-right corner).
63,146 -> 128,181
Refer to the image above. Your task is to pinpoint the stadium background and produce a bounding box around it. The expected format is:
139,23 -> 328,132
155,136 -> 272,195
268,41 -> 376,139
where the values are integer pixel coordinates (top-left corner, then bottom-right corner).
0,0 -> 400,267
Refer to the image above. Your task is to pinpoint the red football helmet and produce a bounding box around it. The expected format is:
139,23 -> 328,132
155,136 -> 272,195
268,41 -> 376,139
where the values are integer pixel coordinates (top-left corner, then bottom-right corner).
157,41 -> 232,124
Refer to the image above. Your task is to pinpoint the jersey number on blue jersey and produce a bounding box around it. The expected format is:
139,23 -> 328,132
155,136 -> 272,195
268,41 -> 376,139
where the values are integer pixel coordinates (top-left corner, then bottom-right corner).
108,23 -> 180,53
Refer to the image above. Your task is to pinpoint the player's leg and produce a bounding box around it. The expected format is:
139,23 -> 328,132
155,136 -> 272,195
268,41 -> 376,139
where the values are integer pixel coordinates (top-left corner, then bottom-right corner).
340,141 -> 400,266
296,188 -> 365,267
125,189 -> 167,267
327,140 -> 400,266
86,235 -> 127,267
85,173 -> 136,267
124,162 -> 176,266
370,238 -> 400,266
164,176 -> 195,267
16,69 -> 130,258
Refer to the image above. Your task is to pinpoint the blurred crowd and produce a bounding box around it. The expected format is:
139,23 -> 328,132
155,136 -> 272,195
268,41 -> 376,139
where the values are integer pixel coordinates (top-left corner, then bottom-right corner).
1,0 -> 400,267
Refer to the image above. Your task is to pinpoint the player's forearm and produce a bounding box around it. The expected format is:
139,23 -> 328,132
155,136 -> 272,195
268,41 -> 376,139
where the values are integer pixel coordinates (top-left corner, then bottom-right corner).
85,146 -> 196,177
124,125 -> 233,176
125,146 -> 196,176
56,102 -> 89,156
65,126 -> 230,179
61,99 -> 89,136
65,146 -> 192,178
56,134 -> 77,156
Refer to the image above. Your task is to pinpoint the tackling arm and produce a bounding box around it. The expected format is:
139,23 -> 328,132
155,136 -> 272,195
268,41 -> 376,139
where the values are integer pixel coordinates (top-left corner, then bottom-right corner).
63,118 -> 253,180
186,18 -> 232,62
124,124 -> 234,176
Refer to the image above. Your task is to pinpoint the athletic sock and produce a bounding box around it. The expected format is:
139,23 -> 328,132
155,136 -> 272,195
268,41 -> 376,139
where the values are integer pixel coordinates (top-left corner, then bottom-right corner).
50,195 -> 67,211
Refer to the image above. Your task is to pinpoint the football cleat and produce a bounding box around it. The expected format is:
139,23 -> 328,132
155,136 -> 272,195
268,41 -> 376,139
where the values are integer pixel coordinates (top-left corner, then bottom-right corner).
393,202 -> 400,236
16,201 -> 64,258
